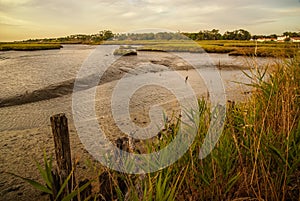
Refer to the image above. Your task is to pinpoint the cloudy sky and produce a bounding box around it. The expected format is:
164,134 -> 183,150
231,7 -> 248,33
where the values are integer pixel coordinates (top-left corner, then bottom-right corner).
0,0 -> 299,41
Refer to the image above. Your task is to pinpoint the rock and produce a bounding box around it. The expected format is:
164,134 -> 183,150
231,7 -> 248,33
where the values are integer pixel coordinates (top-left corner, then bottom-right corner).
113,48 -> 137,56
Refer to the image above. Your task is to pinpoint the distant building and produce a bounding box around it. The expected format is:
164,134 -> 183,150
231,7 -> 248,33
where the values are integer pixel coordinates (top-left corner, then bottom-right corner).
277,36 -> 288,42
256,38 -> 277,42
291,37 -> 300,42
255,35 -> 300,43
256,38 -> 266,42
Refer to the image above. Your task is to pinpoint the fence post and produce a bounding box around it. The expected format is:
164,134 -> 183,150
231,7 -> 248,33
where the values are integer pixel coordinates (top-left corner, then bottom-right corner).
50,113 -> 73,199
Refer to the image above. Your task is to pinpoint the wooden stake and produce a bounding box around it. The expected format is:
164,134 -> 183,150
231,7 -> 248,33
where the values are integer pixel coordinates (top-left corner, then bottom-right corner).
50,113 -> 73,199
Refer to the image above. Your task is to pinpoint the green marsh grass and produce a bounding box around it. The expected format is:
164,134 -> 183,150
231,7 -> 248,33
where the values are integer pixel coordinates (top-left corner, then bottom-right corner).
0,43 -> 62,51
105,40 -> 299,57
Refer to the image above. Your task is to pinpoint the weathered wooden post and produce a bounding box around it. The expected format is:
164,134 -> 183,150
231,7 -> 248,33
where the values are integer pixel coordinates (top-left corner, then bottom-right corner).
50,113 -> 73,199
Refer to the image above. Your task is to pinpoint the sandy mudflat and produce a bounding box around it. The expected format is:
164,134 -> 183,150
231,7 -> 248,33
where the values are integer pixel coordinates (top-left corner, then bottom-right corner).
0,52 -> 253,200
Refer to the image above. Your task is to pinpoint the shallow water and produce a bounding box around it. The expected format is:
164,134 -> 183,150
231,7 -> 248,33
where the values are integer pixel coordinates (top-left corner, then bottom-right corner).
0,45 -> 95,99
0,45 -> 277,131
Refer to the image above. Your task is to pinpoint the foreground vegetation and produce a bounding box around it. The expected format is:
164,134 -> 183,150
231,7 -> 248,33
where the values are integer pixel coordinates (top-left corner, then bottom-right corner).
102,55 -> 299,200
17,53 -> 299,200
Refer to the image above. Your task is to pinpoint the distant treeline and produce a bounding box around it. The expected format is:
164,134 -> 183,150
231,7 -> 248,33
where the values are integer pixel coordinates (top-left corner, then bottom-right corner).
184,29 -> 252,40
115,29 -> 300,41
25,30 -> 114,44
114,32 -> 187,40
23,29 -> 300,43
113,29 -> 252,40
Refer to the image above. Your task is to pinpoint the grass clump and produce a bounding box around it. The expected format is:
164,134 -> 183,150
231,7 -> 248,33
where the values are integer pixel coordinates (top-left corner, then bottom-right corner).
8,151 -> 93,201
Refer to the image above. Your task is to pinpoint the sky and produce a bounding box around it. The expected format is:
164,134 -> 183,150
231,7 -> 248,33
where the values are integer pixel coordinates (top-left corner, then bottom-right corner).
0,0 -> 300,41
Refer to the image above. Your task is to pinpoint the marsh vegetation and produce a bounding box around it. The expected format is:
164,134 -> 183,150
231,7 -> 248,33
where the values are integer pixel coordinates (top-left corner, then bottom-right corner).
0,43 -> 62,51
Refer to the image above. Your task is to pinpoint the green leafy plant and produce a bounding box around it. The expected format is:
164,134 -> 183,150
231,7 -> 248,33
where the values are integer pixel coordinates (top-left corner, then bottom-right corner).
8,151 -> 93,201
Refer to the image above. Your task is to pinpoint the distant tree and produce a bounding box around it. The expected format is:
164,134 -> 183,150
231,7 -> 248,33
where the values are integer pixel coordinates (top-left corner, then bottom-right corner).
210,29 -> 222,40
185,33 -> 198,40
223,31 -> 235,40
269,34 -> 277,38
155,32 -> 173,40
223,29 -> 251,40
190,29 -> 222,40
99,30 -> 114,40
283,32 -> 291,37
236,29 -> 251,40
143,33 -> 155,40
283,31 -> 300,37
252,35 -> 264,40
